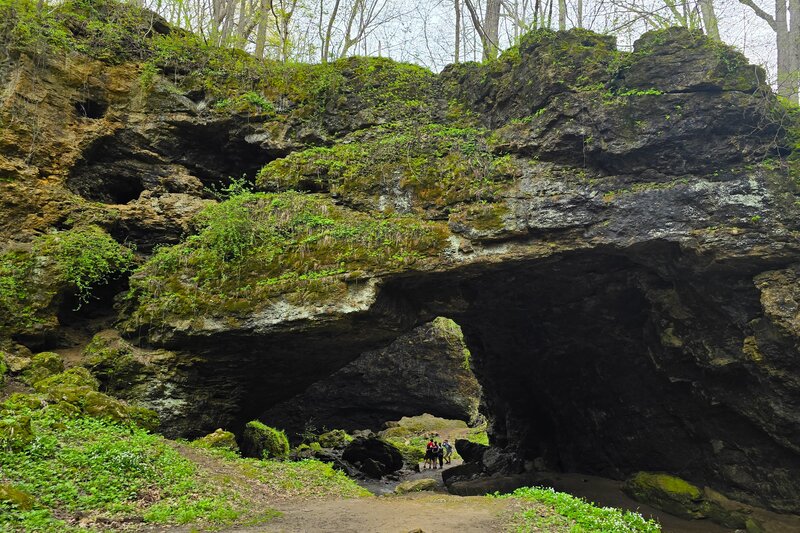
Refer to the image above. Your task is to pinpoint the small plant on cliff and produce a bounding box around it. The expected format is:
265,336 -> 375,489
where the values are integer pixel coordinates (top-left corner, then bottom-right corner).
0,226 -> 134,335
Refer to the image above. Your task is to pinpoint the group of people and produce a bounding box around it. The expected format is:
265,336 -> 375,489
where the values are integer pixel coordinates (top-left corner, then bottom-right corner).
423,438 -> 452,469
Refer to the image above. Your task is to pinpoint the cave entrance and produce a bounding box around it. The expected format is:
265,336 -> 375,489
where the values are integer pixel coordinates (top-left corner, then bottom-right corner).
389,242 -> 771,487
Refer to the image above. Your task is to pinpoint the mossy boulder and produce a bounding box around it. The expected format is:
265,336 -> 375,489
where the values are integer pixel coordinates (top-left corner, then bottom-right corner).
623,472 -> 704,519
2,393 -> 46,412
21,352 -> 64,385
195,428 -> 239,452
33,366 -> 99,392
0,415 -> 33,451
82,332 -> 145,390
242,420 -> 289,459
395,478 -> 438,494
623,472 -> 748,527
318,429 -> 353,449
0,483 -> 35,510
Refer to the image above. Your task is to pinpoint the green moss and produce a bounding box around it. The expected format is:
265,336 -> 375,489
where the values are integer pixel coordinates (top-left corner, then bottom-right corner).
317,429 -> 353,449
0,483 -> 35,511
21,352 -> 64,385
243,421 -> 289,460
126,190 -> 448,325
0,352 -> 7,387
194,428 -> 240,452
32,366 -> 99,392
0,414 -> 33,451
0,226 -> 134,336
623,472 -> 703,519
258,123 -> 515,216
83,332 -> 144,390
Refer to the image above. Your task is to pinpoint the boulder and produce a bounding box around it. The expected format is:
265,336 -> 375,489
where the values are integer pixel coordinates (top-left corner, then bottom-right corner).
396,478 -> 438,494
447,473 -> 538,497
21,352 -> 64,385
342,437 -> 404,478
623,472 -> 749,528
241,421 -> 289,459
318,429 -> 353,449
195,428 -> 239,452
442,462 -> 483,486
455,439 -> 488,464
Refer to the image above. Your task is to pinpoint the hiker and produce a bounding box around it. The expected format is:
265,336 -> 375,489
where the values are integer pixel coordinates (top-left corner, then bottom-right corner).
424,438 -> 435,469
437,441 -> 444,468
442,439 -> 453,465
430,441 -> 440,469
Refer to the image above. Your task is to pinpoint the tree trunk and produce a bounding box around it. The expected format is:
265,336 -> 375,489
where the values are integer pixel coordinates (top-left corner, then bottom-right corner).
699,0 -> 720,40
558,0 -> 566,30
455,0 -> 461,63
483,0 -> 501,60
255,0 -> 271,59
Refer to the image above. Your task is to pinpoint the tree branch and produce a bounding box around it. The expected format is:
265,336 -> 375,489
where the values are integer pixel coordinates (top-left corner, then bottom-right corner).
738,0 -> 777,30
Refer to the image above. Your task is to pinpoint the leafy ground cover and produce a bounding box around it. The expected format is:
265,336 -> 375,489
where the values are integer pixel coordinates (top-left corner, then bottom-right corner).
497,486 -> 661,533
0,398 -> 368,532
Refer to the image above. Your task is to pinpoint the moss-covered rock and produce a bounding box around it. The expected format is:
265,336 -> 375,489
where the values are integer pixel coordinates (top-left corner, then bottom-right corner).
318,429 -> 353,449
242,420 -> 289,459
623,472 -> 703,519
124,190 -> 448,326
195,428 -> 239,452
0,483 -> 35,510
21,352 -> 64,385
33,366 -> 99,392
623,472 -> 749,527
0,226 -> 135,339
0,415 -> 33,451
82,332 -> 145,390
2,393 -> 46,412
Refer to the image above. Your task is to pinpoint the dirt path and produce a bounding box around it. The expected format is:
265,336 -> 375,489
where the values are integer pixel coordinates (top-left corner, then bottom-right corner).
248,493 -> 511,533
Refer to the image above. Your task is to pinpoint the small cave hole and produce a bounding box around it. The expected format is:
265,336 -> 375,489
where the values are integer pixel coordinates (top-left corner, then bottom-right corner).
74,99 -> 108,119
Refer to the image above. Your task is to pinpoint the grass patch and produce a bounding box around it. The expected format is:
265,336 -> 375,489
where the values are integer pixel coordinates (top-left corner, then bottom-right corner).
238,457 -> 371,498
496,486 -> 661,533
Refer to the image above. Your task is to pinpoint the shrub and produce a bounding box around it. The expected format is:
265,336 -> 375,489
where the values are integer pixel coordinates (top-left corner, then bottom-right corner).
242,421 -> 289,459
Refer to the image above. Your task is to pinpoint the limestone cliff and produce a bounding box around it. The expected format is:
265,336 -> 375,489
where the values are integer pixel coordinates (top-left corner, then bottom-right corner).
2,0 -> 800,516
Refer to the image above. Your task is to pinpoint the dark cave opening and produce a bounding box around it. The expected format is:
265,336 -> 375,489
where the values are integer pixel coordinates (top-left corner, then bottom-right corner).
74,98 -> 108,119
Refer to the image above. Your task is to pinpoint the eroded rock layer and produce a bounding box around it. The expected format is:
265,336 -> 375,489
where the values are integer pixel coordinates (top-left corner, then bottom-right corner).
2,6 -> 800,515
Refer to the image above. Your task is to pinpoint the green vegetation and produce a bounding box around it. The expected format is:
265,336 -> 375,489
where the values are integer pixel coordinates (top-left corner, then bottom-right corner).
497,486 -> 661,532
126,188 -> 447,325
259,123 -> 515,220
243,420 -> 290,459
0,406 -> 242,531
238,457 -> 370,498
0,225 -> 134,336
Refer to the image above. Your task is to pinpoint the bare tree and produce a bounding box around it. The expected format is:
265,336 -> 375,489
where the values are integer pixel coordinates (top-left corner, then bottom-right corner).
739,0 -> 799,100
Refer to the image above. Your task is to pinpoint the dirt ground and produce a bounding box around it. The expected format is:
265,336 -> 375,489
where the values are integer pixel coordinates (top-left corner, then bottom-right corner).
262,493 -> 512,533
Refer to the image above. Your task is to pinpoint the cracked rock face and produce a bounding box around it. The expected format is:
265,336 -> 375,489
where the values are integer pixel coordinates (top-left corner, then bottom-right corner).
4,19 -> 800,516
